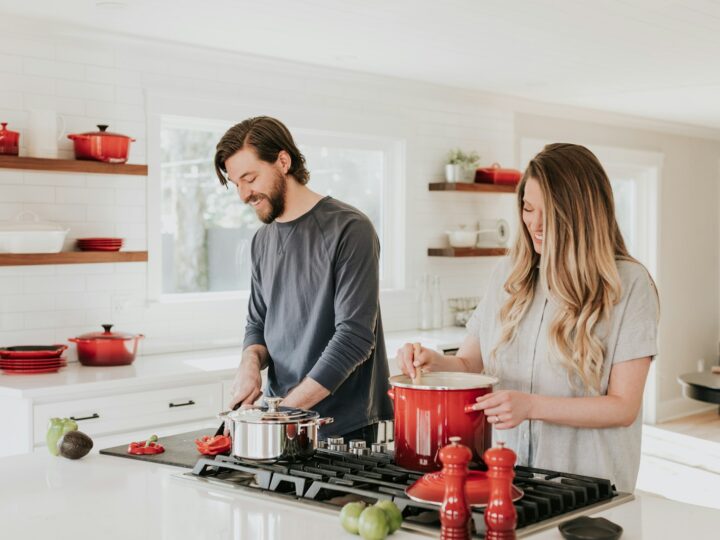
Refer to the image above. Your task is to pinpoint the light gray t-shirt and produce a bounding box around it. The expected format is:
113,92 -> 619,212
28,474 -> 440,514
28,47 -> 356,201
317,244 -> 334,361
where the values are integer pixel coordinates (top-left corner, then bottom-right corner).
467,257 -> 659,492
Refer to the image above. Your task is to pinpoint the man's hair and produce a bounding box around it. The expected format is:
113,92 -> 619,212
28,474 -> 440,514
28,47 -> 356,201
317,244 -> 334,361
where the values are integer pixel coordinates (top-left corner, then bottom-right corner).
214,116 -> 309,186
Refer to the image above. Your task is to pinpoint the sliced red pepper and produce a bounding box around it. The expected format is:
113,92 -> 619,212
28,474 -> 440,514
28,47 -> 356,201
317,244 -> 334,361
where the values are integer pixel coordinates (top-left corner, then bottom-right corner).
195,435 -> 231,455
127,441 -> 165,455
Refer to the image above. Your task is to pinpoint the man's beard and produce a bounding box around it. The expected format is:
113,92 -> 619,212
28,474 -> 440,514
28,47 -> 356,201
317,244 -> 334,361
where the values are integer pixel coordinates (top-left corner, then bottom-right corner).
248,170 -> 287,224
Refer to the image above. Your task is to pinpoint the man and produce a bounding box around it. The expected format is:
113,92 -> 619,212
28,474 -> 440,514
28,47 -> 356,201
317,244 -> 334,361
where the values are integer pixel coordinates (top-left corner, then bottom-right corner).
214,116 -> 393,443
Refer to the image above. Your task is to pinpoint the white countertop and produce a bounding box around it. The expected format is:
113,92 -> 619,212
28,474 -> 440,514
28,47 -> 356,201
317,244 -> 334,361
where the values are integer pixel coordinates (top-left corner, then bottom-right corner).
1,451 -> 718,540
0,327 -> 468,399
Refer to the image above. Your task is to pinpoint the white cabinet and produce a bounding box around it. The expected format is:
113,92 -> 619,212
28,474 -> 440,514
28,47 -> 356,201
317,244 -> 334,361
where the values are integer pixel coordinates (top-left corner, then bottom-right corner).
32,383 -> 222,447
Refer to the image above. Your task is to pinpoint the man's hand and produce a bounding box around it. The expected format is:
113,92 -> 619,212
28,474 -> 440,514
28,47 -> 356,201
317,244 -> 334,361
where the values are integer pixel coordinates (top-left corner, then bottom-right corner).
228,346 -> 267,410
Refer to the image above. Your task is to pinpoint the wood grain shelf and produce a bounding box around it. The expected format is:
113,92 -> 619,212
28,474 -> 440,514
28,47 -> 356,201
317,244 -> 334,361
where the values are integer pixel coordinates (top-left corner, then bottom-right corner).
428,182 -> 516,193
0,156 -> 148,176
428,247 -> 508,257
0,251 -> 148,266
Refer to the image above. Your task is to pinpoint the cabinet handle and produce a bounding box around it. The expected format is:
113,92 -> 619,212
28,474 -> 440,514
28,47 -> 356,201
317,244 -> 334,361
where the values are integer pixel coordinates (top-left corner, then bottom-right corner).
168,400 -> 196,408
70,413 -> 100,421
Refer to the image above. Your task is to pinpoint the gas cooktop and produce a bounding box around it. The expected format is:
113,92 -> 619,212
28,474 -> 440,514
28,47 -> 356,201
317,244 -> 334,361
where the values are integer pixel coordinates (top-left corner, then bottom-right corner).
177,437 -> 633,538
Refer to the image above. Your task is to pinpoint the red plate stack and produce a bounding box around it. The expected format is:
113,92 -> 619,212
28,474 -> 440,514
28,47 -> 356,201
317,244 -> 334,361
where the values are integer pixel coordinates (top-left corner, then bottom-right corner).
76,237 -> 124,252
0,345 -> 68,374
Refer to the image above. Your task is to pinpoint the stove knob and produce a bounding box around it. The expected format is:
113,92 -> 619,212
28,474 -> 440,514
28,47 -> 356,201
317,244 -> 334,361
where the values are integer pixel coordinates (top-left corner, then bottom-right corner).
371,443 -> 386,454
327,435 -> 345,446
349,439 -> 367,450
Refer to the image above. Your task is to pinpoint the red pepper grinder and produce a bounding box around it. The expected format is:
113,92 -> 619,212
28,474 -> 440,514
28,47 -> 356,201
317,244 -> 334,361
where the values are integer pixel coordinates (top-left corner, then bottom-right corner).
483,442 -> 518,540
439,436 -> 472,540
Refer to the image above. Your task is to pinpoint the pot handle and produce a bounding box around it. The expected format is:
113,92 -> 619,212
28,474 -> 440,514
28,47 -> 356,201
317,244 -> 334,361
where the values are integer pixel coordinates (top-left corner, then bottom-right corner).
464,403 -> 479,414
317,417 -> 334,426
387,388 -> 394,400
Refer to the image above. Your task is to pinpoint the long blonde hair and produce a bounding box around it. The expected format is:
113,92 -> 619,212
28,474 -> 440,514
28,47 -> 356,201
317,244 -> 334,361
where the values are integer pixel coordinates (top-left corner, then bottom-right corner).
493,143 -> 638,394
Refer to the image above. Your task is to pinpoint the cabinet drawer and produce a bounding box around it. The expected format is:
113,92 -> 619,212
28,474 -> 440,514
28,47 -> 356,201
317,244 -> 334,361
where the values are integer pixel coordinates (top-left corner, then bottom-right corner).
33,383 -> 222,444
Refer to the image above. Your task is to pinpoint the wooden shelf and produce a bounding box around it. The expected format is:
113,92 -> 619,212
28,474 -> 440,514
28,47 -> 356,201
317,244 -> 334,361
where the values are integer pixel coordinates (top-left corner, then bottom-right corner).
0,251 -> 148,266
428,182 -> 516,193
0,156 -> 148,176
428,247 -> 508,257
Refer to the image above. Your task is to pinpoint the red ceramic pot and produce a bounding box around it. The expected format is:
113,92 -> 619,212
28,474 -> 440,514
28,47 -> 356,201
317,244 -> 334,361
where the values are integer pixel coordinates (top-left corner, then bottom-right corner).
69,324 -> 144,366
0,122 -> 20,156
67,124 -> 134,163
388,372 -> 498,472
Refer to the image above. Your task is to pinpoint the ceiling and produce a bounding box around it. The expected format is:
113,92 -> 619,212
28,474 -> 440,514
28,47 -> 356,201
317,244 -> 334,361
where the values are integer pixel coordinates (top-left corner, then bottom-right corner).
2,0 -> 720,131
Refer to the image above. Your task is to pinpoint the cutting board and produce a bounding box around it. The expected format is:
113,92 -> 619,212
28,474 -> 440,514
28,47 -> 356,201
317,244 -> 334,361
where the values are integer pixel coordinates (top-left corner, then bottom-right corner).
99,429 -> 218,468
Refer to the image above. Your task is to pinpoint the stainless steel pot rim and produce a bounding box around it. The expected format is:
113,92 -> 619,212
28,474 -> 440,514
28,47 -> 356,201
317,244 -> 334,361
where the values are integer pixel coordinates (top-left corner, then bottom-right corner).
223,406 -> 321,424
389,371 -> 498,390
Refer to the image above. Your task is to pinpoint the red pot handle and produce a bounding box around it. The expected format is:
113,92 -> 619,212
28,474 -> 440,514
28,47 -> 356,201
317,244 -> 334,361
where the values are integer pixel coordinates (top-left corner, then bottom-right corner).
464,403 -> 478,414
387,388 -> 394,400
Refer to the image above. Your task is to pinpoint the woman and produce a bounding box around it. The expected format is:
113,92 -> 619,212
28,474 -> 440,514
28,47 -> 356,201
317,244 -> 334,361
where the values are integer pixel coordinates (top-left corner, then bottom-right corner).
397,143 -> 659,492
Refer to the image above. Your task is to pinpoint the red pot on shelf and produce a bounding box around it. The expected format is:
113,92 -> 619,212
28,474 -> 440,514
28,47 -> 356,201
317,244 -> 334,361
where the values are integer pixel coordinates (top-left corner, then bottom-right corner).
474,163 -> 522,186
388,372 -> 497,472
0,122 -> 20,156
67,124 -> 135,163
69,324 -> 144,366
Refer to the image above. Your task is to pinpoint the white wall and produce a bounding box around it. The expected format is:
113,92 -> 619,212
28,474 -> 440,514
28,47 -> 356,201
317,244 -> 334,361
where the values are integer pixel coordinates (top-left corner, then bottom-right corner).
1,14 -> 720,422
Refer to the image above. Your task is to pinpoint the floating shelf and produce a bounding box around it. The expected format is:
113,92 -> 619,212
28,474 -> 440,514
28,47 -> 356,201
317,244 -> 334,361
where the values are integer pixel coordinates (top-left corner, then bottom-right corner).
0,156 -> 148,176
0,251 -> 148,266
428,182 -> 516,193
428,247 -> 508,257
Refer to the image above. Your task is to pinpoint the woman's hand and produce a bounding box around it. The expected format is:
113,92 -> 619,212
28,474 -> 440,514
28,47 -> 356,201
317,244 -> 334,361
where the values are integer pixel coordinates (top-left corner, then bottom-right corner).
396,342 -> 442,379
471,390 -> 534,430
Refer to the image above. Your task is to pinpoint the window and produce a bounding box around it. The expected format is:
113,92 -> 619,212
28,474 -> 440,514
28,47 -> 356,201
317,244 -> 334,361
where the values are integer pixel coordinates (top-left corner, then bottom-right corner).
159,117 -> 402,297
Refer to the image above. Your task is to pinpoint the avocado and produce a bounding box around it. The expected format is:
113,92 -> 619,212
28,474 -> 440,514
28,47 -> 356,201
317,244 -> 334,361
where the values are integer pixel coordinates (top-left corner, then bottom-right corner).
58,430 -> 94,460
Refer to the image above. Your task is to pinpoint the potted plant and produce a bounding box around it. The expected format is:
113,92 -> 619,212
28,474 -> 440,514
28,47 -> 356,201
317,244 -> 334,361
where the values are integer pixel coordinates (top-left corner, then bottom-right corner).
445,149 -> 480,183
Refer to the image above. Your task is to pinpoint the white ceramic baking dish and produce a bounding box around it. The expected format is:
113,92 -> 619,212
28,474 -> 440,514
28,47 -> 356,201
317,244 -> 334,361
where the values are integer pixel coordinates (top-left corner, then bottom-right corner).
0,211 -> 68,253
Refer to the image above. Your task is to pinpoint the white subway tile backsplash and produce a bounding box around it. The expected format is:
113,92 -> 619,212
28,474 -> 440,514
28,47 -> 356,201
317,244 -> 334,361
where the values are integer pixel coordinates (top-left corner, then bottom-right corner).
85,100 -> 118,120
56,80 -> 114,102
65,222 -> 117,238
0,53 -> 22,73
114,103 -> 145,122
114,262 -> 146,274
55,291 -> 111,310
0,203 -> 23,219
0,265 -> 55,277
21,172 -> 85,187
114,188 -> 146,206
0,90 -> 24,109
115,86 -> 144,105
55,263 -> 114,275
56,41 -> 115,67
0,329 -> 58,346
85,205 -> 116,223
22,203 -> 86,223
0,294 -> 56,313
0,185 -> 54,203
23,57 -> 85,80
0,312 -> 24,332
0,277 -> 24,295
23,275 -> 85,294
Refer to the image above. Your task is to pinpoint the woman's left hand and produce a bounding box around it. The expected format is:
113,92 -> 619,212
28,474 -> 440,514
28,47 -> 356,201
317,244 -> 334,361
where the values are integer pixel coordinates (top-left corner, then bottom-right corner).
471,390 -> 534,430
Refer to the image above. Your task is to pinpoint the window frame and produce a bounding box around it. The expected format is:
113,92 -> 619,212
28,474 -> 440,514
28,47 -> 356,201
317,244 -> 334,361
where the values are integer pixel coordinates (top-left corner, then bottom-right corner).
147,101 -> 405,304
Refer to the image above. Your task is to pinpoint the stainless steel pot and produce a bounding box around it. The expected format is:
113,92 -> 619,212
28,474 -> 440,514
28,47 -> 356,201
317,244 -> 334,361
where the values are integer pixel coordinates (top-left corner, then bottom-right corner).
218,397 -> 333,462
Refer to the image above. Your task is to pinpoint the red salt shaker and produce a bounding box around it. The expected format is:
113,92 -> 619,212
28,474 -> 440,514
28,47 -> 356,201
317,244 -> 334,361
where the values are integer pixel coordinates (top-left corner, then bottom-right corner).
439,436 -> 472,540
483,442 -> 518,540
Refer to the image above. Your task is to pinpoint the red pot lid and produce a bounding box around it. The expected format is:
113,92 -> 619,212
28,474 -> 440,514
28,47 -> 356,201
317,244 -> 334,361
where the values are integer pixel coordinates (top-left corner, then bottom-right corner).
406,469 -> 524,508
75,324 -> 138,341
389,372 -> 498,390
69,125 -> 133,140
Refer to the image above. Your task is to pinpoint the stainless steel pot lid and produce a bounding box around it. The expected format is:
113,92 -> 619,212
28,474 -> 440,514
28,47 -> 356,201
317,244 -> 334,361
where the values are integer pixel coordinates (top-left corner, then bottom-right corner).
389,372 -> 498,390
226,397 -> 320,424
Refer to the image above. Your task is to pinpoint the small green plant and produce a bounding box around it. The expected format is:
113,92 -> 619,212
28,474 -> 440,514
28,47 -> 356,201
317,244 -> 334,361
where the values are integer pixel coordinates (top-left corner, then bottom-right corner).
447,148 -> 480,167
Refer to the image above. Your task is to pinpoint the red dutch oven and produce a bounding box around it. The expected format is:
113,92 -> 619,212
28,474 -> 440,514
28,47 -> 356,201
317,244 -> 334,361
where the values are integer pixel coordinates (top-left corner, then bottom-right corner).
388,372 -> 498,472
67,124 -> 135,163
0,122 -> 20,156
69,324 -> 144,366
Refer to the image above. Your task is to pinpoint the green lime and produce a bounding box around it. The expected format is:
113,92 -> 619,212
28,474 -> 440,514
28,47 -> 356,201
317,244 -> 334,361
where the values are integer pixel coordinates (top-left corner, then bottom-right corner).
358,506 -> 390,540
339,501 -> 366,534
374,500 -> 402,534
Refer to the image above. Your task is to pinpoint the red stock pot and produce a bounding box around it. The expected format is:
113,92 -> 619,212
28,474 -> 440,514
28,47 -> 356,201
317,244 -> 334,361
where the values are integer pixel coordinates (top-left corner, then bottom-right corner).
69,324 -> 144,366
67,124 -> 135,163
388,372 -> 498,472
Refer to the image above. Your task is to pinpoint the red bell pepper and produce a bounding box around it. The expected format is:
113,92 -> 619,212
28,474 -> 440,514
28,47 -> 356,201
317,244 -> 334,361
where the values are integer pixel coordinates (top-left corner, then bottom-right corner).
128,434 -> 165,455
195,435 -> 232,455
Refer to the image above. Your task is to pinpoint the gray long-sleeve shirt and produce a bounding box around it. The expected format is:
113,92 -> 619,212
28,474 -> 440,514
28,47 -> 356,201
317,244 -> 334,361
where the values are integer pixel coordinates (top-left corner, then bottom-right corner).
243,196 -> 393,436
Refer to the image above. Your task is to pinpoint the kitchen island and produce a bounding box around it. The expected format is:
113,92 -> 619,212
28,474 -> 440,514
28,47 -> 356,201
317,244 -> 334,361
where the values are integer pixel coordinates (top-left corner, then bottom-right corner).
1,451 -> 717,540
